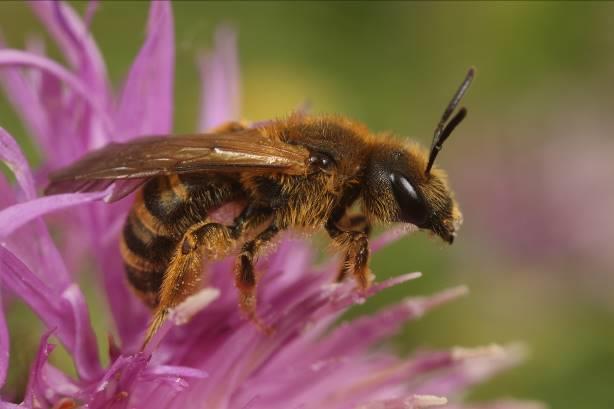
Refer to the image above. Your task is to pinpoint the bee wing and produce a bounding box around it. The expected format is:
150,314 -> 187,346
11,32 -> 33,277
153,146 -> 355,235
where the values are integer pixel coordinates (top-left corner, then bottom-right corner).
46,129 -> 309,201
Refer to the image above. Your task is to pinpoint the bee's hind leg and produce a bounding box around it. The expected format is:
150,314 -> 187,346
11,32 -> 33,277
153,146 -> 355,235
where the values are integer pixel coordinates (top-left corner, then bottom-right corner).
142,205 -> 269,348
234,223 -> 280,334
142,221 -> 236,348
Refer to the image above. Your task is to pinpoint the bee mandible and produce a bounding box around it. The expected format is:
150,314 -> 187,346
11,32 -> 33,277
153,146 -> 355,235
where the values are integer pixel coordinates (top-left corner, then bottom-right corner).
46,68 -> 474,346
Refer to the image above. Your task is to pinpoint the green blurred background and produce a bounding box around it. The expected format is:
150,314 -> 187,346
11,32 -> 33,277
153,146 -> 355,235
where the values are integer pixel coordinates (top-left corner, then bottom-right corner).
1,1 -> 614,408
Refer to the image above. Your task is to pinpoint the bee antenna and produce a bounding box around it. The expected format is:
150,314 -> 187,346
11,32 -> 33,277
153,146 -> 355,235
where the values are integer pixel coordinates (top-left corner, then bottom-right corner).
426,67 -> 475,175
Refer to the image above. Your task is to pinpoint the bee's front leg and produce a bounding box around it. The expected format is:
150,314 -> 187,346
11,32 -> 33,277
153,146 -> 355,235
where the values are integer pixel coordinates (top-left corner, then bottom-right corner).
326,214 -> 372,290
234,223 -> 279,333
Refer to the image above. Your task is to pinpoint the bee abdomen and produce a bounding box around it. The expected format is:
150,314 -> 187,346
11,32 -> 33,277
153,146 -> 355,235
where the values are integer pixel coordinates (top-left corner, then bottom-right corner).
141,175 -> 192,237
140,174 -> 239,237
121,208 -> 178,308
124,264 -> 164,308
122,174 -> 244,307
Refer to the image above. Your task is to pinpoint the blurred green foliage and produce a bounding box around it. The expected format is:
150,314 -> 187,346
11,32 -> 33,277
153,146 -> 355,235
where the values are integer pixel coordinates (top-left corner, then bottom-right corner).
1,1 -> 614,407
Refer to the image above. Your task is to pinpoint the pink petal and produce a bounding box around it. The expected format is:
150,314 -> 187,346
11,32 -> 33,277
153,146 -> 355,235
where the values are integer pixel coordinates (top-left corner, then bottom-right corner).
0,128 -> 75,289
128,362 -> 208,406
38,364 -> 82,401
96,243 -> 150,352
2,37 -> 87,161
0,192 -> 107,238
0,176 -> 15,209
0,46 -> 48,146
292,346 -> 504,408
27,0 -> 109,98
255,285 -> 467,386
313,286 -> 469,361
0,49 -> 114,135
115,0 -> 174,139
143,364 -> 207,380
413,345 -> 525,398
0,293 -> 8,388
18,330 -> 83,406
371,225 -> 417,253
198,26 -> 240,131
86,353 -> 203,408
23,329 -> 56,408
361,395 -> 448,409
445,400 -> 546,409
86,354 -> 148,408
35,53 -> 108,154
0,127 -> 36,199
84,1 -> 100,27
235,286 -> 464,408
312,272 -> 424,321
62,284 -> 105,380
0,246 -> 102,381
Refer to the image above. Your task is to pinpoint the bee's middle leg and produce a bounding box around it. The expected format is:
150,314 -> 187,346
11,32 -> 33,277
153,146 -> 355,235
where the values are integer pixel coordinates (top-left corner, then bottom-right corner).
234,223 -> 279,332
326,214 -> 372,290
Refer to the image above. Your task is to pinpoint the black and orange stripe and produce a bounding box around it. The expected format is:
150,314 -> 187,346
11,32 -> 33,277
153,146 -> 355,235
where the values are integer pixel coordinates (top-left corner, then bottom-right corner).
121,174 -> 243,307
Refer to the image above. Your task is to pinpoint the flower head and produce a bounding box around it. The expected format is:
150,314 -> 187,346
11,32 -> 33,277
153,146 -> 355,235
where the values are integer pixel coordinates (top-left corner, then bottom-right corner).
0,2 -> 543,408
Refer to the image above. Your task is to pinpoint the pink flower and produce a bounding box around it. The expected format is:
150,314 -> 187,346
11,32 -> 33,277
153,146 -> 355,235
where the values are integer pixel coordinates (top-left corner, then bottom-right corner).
0,2 -> 543,408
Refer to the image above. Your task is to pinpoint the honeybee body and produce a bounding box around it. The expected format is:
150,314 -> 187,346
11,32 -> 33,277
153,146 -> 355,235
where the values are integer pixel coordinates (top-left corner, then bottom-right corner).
120,120 -> 371,307
46,69 -> 473,346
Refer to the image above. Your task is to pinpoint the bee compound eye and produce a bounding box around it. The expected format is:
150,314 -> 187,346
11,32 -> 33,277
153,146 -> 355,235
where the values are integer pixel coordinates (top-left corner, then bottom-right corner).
393,173 -> 418,200
389,172 -> 428,226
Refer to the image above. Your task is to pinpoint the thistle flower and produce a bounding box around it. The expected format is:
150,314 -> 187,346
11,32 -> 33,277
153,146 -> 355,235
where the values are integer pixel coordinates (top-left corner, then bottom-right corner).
0,2 -> 543,408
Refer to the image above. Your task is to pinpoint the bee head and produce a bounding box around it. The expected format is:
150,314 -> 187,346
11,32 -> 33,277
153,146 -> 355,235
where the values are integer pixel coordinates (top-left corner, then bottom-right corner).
363,144 -> 462,244
363,68 -> 473,244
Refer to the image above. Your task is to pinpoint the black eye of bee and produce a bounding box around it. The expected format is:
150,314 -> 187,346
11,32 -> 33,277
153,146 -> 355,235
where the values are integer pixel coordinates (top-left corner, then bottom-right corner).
308,151 -> 335,171
389,172 -> 428,227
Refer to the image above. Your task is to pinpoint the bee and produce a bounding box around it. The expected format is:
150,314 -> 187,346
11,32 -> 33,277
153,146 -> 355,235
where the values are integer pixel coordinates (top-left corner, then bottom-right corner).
46,68 -> 474,346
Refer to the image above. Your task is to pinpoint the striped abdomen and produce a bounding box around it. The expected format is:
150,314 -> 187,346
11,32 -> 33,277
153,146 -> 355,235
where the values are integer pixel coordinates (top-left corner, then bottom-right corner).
120,174 -> 242,307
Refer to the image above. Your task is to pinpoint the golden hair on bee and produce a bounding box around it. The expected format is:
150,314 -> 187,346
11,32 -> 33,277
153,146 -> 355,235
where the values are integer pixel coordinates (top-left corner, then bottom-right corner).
45,68 -> 474,348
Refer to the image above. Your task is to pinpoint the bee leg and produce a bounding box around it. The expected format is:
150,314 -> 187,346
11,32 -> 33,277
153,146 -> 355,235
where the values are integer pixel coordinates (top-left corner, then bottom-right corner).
142,222 -> 236,348
337,253 -> 352,283
142,206 -> 269,347
336,214 -> 372,282
326,216 -> 372,290
234,223 -> 279,333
